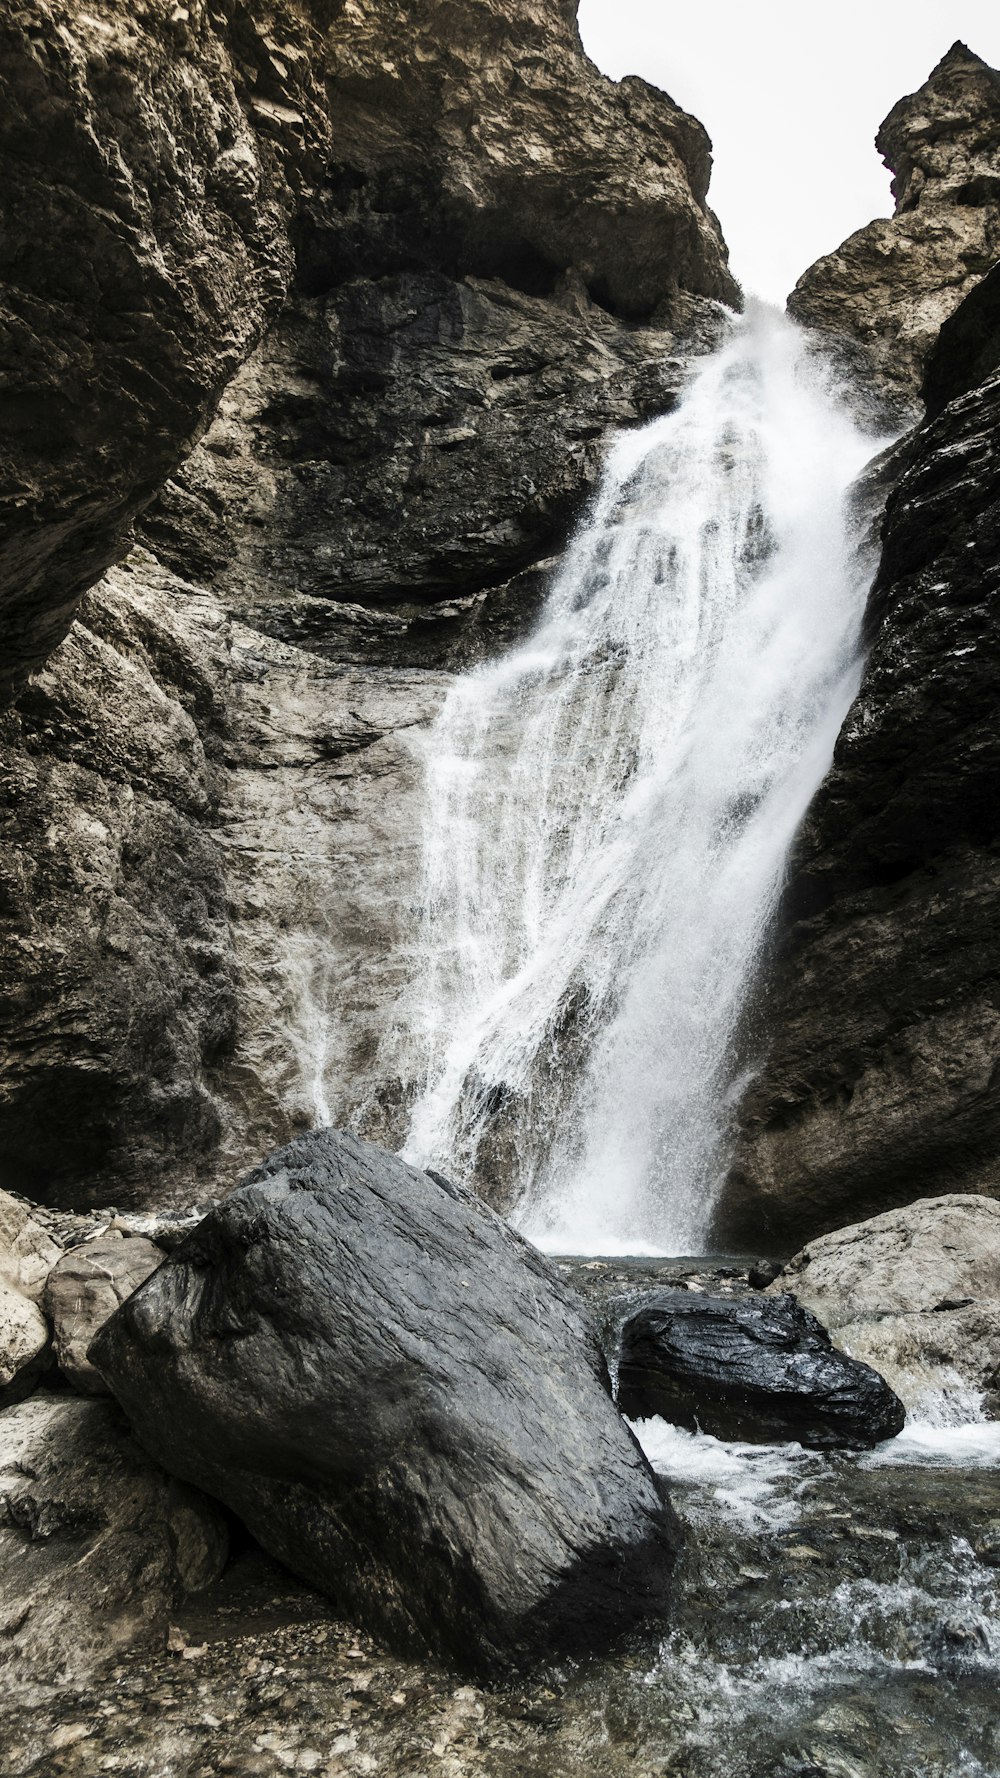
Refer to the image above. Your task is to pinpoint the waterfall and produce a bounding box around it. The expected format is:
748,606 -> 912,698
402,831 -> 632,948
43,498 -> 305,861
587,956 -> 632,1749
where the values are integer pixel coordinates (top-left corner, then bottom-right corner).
400,306 -> 885,1254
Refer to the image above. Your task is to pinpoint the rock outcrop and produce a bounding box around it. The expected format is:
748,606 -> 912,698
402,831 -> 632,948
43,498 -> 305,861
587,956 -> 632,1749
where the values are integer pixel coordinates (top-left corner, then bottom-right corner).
788,42 -> 1000,396
773,1196 -> 1000,1418
0,1276 -> 50,1405
0,0 -> 736,1208
0,1393 -> 228,1686
616,1289 -> 904,1450
0,0 -> 334,704
45,1233 -> 164,1392
722,269 -> 1000,1248
92,1128 -> 682,1676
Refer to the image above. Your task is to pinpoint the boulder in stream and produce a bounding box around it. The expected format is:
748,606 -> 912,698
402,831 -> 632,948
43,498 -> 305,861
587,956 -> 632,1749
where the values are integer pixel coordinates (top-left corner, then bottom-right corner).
617,1289 -> 905,1449
773,1195 -> 1000,1417
91,1128 -> 681,1676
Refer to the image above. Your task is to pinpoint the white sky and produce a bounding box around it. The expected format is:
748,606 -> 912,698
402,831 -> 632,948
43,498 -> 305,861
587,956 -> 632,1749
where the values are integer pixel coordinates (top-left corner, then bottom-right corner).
578,0 -> 1000,303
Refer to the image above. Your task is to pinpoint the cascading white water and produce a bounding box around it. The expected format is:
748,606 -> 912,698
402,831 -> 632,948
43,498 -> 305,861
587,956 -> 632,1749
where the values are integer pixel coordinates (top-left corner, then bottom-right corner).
401,305 -> 885,1254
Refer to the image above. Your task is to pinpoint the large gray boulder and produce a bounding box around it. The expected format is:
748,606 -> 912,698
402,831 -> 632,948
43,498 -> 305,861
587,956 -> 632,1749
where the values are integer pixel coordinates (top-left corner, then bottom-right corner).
772,1195 -> 1000,1417
45,1234 -> 165,1394
92,1128 -> 681,1676
0,1394 -> 228,1687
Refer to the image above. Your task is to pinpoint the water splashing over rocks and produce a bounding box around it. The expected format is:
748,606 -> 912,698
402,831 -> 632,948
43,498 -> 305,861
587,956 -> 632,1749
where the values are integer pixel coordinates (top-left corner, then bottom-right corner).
401,306 -> 886,1252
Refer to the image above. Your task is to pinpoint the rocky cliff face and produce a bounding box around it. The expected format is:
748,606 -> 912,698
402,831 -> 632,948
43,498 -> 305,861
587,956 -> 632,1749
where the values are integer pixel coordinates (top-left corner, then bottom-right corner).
0,0 -> 735,1206
721,54 -> 1000,1251
788,43 -> 1000,398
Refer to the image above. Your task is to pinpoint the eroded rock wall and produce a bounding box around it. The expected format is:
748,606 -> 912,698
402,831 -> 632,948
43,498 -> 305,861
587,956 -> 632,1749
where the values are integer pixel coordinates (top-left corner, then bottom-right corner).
0,0 -> 735,1205
788,42 -> 1000,398
722,54 -> 1000,1250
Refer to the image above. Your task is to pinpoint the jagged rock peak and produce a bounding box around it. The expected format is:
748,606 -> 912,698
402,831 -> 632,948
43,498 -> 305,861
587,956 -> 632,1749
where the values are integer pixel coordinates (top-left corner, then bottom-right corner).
878,39 -> 1000,213
788,40 -> 1000,394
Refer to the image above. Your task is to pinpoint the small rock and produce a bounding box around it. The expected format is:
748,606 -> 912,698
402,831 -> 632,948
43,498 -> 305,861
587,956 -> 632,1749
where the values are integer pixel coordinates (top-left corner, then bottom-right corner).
748,1259 -> 783,1289
45,1235 -> 164,1393
0,1190 -> 62,1303
0,1275 -> 51,1405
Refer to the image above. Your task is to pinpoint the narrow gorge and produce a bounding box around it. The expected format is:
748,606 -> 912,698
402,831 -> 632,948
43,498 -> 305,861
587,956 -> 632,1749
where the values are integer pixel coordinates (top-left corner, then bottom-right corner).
1,8 -> 999,1778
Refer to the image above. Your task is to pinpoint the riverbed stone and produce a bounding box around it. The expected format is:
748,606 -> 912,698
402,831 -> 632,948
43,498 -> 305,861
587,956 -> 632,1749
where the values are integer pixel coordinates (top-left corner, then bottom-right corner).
45,1234 -> 165,1394
617,1288 -> 905,1449
772,1195 -> 1000,1416
0,1394 -> 228,1687
91,1127 -> 681,1676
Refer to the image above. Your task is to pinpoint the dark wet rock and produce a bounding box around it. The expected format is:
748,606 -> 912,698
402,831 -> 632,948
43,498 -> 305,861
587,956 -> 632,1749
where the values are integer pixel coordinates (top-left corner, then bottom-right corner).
725,294 -> 1000,1247
45,1234 -> 164,1394
92,1127 -> 682,1676
788,43 -> 1000,397
616,1289 -> 905,1450
748,1260 -> 783,1290
0,1393 -> 228,1687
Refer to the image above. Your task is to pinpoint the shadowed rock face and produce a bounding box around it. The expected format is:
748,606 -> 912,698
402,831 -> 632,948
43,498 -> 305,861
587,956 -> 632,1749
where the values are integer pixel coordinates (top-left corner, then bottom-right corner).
616,1289 -> 904,1450
0,0 -> 736,1207
722,286 -> 1000,1250
0,0 -> 335,704
788,42 -> 1000,396
91,1128 -> 682,1677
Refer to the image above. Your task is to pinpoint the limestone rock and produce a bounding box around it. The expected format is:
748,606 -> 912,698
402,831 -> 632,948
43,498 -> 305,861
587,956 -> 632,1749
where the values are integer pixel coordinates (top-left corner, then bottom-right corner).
45,1234 -> 164,1393
0,1189 -> 61,1302
723,303 -> 1000,1247
0,1394 -> 228,1687
0,0 -> 736,1209
0,1277 -> 50,1406
617,1289 -> 904,1450
771,1196 -> 1000,1417
92,1128 -> 682,1676
0,0 -> 333,704
788,43 -> 1000,395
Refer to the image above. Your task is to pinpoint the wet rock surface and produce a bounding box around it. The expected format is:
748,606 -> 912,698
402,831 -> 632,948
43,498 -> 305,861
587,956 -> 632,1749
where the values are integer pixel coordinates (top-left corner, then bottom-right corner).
789,42 -> 1000,397
0,0 -> 735,1210
774,1195 -> 1000,1417
92,1128 -> 681,1676
726,309 -> 1000,1247
0,1392 -> 228,1688
616,1289 -> 904,1450
1,1416 -> 996,1778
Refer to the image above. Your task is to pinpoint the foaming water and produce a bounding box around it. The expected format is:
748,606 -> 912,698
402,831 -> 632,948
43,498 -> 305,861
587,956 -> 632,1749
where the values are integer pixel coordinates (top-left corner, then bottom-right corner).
401,305 -> 885,1253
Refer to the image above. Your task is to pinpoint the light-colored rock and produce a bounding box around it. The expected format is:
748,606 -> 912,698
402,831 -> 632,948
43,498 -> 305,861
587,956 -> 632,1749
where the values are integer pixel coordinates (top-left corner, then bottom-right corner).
0,1277 -> 50,1406
0,1190 -> 61,1303
772,1196 -> 1000,1417
0,1394 -> 228,1688
788,42 -> 1000,396
44,1235 -> 165,1394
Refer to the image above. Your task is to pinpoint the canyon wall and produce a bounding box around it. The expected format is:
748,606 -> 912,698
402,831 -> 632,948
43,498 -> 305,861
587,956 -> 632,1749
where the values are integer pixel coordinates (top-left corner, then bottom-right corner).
0,0 -> 735,1206
722,46 -> 1000,1249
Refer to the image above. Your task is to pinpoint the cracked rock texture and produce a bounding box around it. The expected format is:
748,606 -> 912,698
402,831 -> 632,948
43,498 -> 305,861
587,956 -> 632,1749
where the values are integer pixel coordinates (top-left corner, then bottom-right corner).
0,1393 -> 228,1686
772,1196 -> 1000,1417
788,42 -> 1000,396
722,267 -> 1000,1249
0,0 -> 735,1207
